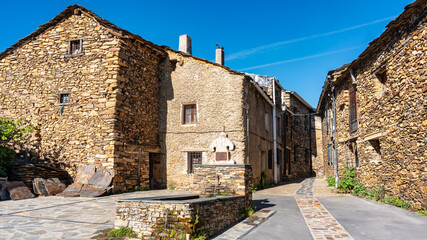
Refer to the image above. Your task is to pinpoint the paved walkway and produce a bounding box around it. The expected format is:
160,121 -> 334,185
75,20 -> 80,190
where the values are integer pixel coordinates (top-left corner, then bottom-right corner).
236,178 -> 427,240
1,180 -> 427,240
0,189 -> 187,240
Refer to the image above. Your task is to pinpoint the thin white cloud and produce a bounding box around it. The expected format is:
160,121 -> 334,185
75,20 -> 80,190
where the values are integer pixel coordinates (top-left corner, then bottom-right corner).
227,16 -> 396,61
238,45 -> 365,71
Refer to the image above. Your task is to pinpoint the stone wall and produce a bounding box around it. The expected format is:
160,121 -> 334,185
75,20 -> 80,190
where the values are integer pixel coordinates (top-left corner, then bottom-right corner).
112,32 -> 165,192
282,92 -> 313,179
6,164 -> 72,192
159,49 -> 248,189
353,12 -> 427,209
115,196 -> 246,238
246,82 -> 275,184
192,164 -> 252,201
312,116 -> 324,177
0,11 -> 120,176
318,1 -> 427,209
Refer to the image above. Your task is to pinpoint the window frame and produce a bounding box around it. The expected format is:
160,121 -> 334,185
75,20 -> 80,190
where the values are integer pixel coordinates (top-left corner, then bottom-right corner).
68,39 -> 83,55
183,104 -> 197,125
58,93 -> 71,105
187,151 -> 202,174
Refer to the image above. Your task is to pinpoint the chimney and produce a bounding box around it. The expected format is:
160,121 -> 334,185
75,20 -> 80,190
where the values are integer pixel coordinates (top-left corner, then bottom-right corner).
215,45 -> 224,65
179,34 -> 192,55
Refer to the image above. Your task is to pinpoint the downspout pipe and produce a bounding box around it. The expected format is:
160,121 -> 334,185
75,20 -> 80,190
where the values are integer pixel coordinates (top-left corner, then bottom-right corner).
273,80 -> 278,184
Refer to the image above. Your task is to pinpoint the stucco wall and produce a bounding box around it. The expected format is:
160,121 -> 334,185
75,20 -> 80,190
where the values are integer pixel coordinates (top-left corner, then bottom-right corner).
159,50 -> 247,189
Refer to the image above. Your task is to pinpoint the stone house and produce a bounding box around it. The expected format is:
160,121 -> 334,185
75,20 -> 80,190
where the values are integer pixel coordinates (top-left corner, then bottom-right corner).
0,5 -> 317,192
317,0 -> 426,209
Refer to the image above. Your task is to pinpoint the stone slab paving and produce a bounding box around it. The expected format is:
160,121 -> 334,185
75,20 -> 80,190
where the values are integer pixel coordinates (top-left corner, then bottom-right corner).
0,189 -> 187,240
295,178 -> 354,240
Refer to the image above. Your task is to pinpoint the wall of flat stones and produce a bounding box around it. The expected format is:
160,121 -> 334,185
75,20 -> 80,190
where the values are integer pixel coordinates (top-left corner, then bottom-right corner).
159,50 -> 247,189
112,35 -> 165,191
246,83 -> 275,184
0,12 -> 120,176
115,196 -> 245,239
319,13 -> 426,209
283,93 -> 312,179
353,15 -> 427,209
6,164 -> 73,192
192,164 -> 252,201
312,116 -> 324,177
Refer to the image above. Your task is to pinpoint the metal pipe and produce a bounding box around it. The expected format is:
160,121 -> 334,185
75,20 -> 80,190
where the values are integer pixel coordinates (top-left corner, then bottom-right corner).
246,108 -> 250,164
273,80 -> 278,184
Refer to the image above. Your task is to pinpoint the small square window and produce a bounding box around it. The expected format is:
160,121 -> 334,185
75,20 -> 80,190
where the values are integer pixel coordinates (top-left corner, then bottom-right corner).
183,104 -> 197,124
68,40 -> 82,55
375,68 -> 387,84
59,93 -> 70,104
188,152 -> 202,173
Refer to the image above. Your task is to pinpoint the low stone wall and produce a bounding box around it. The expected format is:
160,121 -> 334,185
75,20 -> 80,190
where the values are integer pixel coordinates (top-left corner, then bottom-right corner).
115,195 -> 246,239
6,164 -> 72,192
192,164 -> 252,201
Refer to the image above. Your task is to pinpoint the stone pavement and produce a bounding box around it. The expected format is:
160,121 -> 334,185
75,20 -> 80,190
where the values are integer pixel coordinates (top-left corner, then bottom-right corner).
0,189 -> 187,240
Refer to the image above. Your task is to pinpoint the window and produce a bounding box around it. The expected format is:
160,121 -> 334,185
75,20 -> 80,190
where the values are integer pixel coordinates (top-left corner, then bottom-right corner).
374,66 -> 387,98
268,150 -> 272,169
68,39 -> 82,55
349,84 -> 358,132
264,113 -> 269,131
59,93 -> 70,104
183,104 -> 197,124
187,152 -> 202,173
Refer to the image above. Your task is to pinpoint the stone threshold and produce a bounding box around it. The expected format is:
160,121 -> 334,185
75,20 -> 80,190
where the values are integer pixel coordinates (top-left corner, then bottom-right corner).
211,209 -> 276,240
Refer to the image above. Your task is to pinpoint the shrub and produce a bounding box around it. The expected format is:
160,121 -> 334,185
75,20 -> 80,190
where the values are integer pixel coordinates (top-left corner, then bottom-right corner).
240,203 -> 256,218
0,118 -> 37,177
326,176 -> 335,187
336,164 -> 356,193
107,227 -> 138,238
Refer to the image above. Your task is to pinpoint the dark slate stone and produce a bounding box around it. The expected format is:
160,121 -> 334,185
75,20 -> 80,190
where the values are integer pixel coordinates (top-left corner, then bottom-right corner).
79,185 -> 110,197
33,178 -> 49,196
88,169 -> 114,188
9,186 -> 35,200
60,183 -> 83,197
44,178 -> 66,195
74,165 -> 96,184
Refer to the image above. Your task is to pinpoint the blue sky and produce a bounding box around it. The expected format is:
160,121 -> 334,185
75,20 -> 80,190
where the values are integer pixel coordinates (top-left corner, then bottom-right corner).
0,0 -> 414,107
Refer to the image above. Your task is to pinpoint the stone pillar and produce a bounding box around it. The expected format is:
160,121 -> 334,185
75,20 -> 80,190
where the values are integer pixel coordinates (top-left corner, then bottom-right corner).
179,34 -> 192,55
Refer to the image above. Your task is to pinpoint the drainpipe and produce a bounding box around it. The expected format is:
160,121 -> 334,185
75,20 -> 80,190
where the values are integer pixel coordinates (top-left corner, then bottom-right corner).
272,80 -> 278,184
331,86 -> 338,186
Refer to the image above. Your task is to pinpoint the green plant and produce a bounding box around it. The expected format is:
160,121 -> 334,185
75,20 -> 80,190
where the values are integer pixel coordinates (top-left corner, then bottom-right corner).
0,118 -> 37,177
136,186 -> 149,191
326,176 -> 336,187
169,185 -> 176,190
251,184 -> 258,193
240,203 -> 257,218
416,209 -> 427,216
260,172 -> 270,189
336,164 -> 355,193
107,226 -> 138,238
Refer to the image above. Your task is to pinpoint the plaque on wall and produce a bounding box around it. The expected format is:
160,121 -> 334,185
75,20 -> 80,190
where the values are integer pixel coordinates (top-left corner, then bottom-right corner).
216,152 -> 227,161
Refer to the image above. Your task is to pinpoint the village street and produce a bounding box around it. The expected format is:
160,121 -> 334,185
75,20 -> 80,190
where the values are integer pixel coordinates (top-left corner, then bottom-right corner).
0,178 -> 425,240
